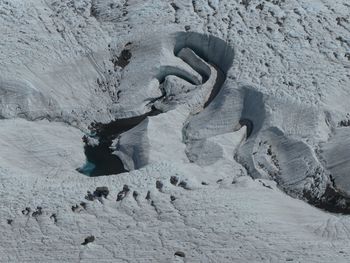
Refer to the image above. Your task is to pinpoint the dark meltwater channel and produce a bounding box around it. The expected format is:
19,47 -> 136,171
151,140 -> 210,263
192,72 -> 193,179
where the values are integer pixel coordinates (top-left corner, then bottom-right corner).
78,110 -> 160,176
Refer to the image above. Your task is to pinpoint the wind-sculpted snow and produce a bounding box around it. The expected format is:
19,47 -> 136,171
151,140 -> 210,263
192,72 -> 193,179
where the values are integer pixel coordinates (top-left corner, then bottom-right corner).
0,79 -> 57,120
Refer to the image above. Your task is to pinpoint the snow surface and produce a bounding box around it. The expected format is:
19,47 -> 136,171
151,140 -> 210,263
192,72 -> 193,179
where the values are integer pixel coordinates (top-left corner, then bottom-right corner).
1,0 -> 350,262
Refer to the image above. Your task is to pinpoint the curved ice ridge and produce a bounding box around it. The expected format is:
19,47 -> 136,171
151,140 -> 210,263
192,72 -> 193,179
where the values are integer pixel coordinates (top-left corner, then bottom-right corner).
77,31 -> 350,214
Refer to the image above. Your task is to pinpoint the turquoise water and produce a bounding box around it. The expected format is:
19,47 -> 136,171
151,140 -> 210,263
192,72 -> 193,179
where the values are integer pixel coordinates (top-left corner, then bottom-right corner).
77,161 -> 96,176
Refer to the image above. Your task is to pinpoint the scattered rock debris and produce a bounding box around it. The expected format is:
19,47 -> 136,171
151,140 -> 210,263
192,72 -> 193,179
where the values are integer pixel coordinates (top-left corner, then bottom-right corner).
90,2 -> 98,18
22,207 -> 31,216
72,204 -> 79,212
170,2 -> 179,11
259,180 -> 273,189
156,180 -> 163,192
174,251 -> 185,257
81,235 -> 95,246
114,43 -> 132,69
80,202 -> 87,209
50,213 -> 57,223
85,191 -> 95,201
339,119 -> 350,127
178,180 -> 190,190
170,176 -> 191,190
117,185 -> 130,201
94,186 -> 109,198
85,186 -> 110,201
240,0 -> 251,9
267,146 -> 272,156
145,190 -> 151,201
150,200 -> 161,215
170,176 -> 179,185
256,3 -> 264,10
133,191 -> 139,201
72,202 -> 87,212
32,206 -> 43,217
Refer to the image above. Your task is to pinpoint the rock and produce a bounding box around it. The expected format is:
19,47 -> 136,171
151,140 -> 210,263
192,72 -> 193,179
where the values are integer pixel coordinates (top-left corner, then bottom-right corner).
178,181 -> 189,190
123,185 -> 130,192
50,214 -> 57,223
145,191 -> 151,201
81,236 -> 95,246
80,202 -> 87,209
117,185 -> 130,201
71,205 -> 79,212
85,191 -> 95,201
115,48 -> 132,68
170,176 -> 179,186
85,187 -> 110,202
22,207 -> 31,216
133,191 -> 139,200
156,180 -> 163,191
94,186 -> 110,198
174,251 -> 185,257
32,207 -> 42,217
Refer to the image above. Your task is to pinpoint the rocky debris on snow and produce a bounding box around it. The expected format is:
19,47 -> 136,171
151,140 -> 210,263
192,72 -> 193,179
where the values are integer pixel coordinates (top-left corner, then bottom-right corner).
114,42 -> 132,69
145,190 -> 151,201
50,213 -> 58,223
174,251 -> 185,257
81,236 -> 95,246
116,185 -> 130,201
170,176 -> 179,186
93,186 -> 110,198
32,206 -> 43,217
72,202 -> 87,213
85,186 -> 110,201
132,191 -> 138,201
21,207 -> 31,216
156,180 -> 163,192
